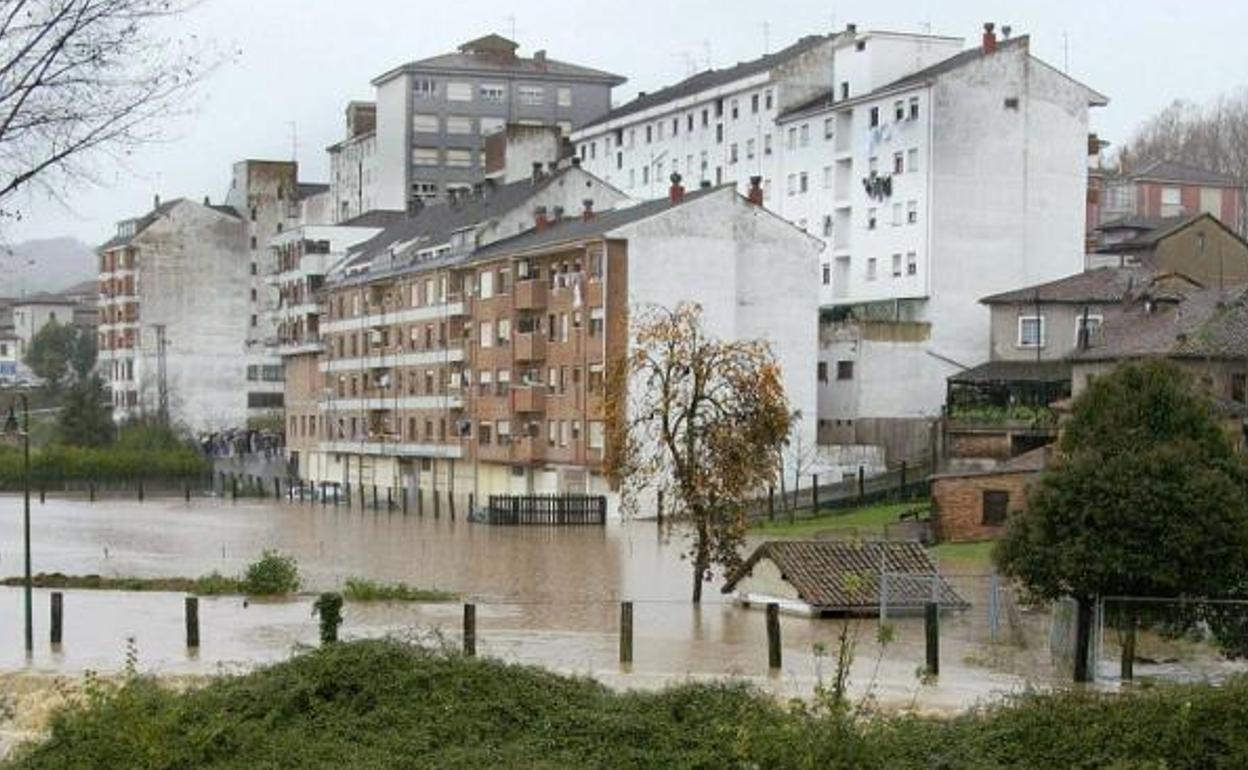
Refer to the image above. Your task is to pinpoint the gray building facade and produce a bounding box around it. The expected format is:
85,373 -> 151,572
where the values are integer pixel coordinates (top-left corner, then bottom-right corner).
372,34 -> 625,212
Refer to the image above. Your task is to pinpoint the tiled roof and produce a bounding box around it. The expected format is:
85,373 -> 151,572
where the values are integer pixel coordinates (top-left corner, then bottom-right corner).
580,34 -> 834,131
97,198 -> 239,252
981,267 -> 1152,305
374,36 -> 624,86
340,210 -> 407,228
296,182 -> 329,200
1098,212 -> 1247,255
1075,284 -> 1248,362
1096,215 -> 1184,233
1129,160 -> 1240,187
947,359 -> 1072,385
722,540 -> 968,611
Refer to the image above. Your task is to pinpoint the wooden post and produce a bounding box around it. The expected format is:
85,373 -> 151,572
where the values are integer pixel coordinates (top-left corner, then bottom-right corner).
463,603 -> 476,656
766,603 -> 782,670
449,491 -> 456,520
274,477 -> 281,500
387,487 -> 393,510
857,465 -> 865,504
767,486 -> 775,521
89,481 -> 95,502
137,479 -> 144,502
372,484 -> 378,510
321,482 -> 328,507
50,592 -> 63,645
900,460 -> 908,496
1074,597 -> 1093,683
619,601 -> 634,664
434,490 -> 441,518
811,474 -> 819,512
417,488 -> 424,516
468,492 -> 475,515
402,487 -> 408,515
344,482 -> 351,507
231,475 -> 238,500
656,489 -> 664,524
925,602 -> 939,677
39,486 -> 45,504
359,483 -> 365,509
184,482 -> 191,502
185,596 -> 200,648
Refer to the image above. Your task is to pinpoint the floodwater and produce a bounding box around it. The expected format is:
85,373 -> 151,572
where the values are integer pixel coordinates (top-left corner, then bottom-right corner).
0,494 -> 1039,710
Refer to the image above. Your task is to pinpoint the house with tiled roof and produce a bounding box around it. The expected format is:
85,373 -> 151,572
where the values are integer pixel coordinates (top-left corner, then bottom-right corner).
1099,158 -> 1244,238
1089,212 -> 1248,279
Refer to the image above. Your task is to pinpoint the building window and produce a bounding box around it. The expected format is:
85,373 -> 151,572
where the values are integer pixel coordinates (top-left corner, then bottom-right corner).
411,147 -> 439,166
765,89 -> 773,109
822,215 -> 833,237
446,149 -> 472,167
445,116 -> 473,134
1161,186 -> 1182,216
866,257 -> 877,281
837,360 -> 854,380
906,251 -> 917,276
799,172 -> 808,193
715,123 -> 723,143
869,107 -> 879,127
412,181 -> 437,200
729,143 -> 738,164
824,117 -> 834,139
412,78 -> 436,98
1074,314 -> 1103,346
821,264 -> 831,285
891,253 -> 902,277
479,83 -> 505,103
446,81 -> 472,101
731,99 -> 739,119
817,361 -> 828,382
786,127 -> 796,150
411,113 -> 439,132
893,152 -> 904,174
799,123 -> 809,146
763,133 -> 772,155
786,174 -> 795,196
1233,373 -> 1247,403
894,100 -> 905,121
907,200 -> 918,224
982,490 -> 1010,526
907,148 -> 919,173
909,97 -> 919,120
867,208 -> 877,229
1018,316 -> 1045,348
746,138 -> 755,160
840,81 -> 849,100
822,166 -> 833,189
751,93 -> 759,113
557,87 -> 572,107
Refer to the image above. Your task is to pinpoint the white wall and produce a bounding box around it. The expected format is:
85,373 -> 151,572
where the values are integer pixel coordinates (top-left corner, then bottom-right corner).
374,76 -> 408,212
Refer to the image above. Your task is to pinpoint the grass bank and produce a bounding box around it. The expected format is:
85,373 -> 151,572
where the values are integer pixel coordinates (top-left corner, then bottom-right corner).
751,501 -> 928,539
0,572 -> 243,595
4,639 -> 1247,769
342,578 -> 456,602
0,445 -> 209,489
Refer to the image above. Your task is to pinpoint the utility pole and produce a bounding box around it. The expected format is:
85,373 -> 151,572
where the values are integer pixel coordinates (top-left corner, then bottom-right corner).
155,324 -> 169,427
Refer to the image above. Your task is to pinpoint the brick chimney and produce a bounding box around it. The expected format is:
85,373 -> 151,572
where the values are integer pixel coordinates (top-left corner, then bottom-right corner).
982,22 -> 997,54
668,172 -> 685,204
581,198 -> 595,222
531,162 -> 544,184
534,205 -> 549,231
747,176 -> 764,206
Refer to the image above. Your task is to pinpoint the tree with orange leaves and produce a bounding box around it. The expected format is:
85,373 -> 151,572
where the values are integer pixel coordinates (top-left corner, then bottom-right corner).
606,303 -> 792,603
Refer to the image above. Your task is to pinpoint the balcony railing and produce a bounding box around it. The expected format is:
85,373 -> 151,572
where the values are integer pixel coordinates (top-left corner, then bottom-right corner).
511,436 -> 546,463
511,385 -> 545,413
515,279 -> 547,310
514,332 -> 546,362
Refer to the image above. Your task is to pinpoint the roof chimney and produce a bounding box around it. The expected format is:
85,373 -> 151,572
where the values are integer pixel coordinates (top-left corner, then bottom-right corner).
845,23 -> 857,34
531,162 -> 544,184
202,195 -> 210,206
153,194 -> 161,210
581,198 -> 595,222
668,172 -> 685,204
534,205 -> 549,232
571,156 -> 581,168
534,49 -> 547,66
1001,24 -> 1012,40
747,175 -> 764,206
982,22 -> 997,54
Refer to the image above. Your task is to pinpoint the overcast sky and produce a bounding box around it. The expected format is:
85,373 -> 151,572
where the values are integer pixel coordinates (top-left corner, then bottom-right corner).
9,0 -> 1246,247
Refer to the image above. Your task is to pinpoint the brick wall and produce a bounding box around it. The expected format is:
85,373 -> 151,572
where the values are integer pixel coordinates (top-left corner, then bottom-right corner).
931,470 -> 1036,543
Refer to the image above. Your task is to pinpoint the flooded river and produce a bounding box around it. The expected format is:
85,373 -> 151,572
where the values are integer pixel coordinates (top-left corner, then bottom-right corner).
0,494 -> 1037,709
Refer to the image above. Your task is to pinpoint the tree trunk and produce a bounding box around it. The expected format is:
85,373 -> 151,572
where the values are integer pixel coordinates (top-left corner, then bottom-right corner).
1074,596 -> 1094,683
691,522 -> 708,604
1120,613 -> 1136,682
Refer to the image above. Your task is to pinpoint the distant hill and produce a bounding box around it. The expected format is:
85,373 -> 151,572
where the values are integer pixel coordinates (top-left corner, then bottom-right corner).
0,236 -> 96,295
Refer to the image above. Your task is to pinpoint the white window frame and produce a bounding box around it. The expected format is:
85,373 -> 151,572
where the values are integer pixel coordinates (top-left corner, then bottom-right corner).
1017,316 -> 1045,348
1073,314 -> 1104,344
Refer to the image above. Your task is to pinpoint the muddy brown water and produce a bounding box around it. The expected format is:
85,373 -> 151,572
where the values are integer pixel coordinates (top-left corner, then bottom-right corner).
0,495 -> 1041,709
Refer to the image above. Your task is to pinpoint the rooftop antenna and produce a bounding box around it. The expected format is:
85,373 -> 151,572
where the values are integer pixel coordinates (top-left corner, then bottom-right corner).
506,14 -> 516,42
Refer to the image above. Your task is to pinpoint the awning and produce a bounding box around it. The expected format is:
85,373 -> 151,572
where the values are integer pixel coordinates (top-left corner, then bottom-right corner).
947,359 -> 1072,386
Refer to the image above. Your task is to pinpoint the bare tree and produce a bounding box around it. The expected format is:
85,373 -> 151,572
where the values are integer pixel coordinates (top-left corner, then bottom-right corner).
779,410 -> 817,514
605,303 -> 792,603
1118,89 -> 1248,234
0,0 -> 223,221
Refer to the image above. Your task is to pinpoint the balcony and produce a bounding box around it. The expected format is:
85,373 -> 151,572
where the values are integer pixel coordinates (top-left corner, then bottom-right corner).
514,332 -> 546,362
512,385 -> 545,413
511,436 -> 546,463
515,279 -> 547,310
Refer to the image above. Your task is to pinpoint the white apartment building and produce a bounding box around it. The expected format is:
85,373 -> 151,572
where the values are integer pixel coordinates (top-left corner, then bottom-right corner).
784,27 -> 1106,458
327,102 -> 384,224
570,34 -> 843,203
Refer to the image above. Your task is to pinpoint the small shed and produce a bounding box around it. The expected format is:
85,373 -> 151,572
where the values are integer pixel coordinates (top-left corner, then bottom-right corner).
930,445 -> 1052,543
721,540 -> 968,617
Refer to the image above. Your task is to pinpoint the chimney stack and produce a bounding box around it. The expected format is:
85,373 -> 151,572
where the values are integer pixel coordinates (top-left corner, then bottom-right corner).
153,194 -> 161,209
202,195 -> 210,206
1001,24 -> 1012,40
581,198 -> 595,222
571,156 -> 582,167
531,162 -> 544,184
534,205 -> 549,232
845,23 -> 857,34
982,22 -> 997,54
668,172 -> 685,204
747,176 -> 764,206
534,49 -> 547,66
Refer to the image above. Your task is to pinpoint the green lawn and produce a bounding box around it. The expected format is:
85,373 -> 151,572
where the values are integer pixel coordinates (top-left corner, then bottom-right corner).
931,539 -> 997,570
751,500 -> 927,539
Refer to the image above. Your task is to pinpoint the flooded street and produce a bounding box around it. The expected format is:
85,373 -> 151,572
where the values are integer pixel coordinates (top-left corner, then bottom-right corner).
0,494 -> 1040,710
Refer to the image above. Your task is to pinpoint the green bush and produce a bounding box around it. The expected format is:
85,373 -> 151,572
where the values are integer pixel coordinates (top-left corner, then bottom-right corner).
342,577 -> 456,602
241,550 -> 299,595
0,443 -> 209,490
7,640 -> 1248,769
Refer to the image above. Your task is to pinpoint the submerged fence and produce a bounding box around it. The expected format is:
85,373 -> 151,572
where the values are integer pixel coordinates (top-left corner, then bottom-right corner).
484,494 -> 607,526
749,461 -> 933,525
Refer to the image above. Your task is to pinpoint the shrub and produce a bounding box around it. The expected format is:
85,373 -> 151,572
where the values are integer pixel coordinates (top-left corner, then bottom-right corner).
342,578 -> 456,602
241,551 -> 299,595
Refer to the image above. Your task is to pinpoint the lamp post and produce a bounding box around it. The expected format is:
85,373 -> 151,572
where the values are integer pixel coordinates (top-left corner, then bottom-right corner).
4,395 -> 31,654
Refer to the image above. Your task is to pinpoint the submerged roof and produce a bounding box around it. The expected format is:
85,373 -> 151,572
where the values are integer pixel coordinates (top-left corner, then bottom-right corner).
580,34 -> 834,131
1075,284 -> 1248,362
722,540 -> 968,611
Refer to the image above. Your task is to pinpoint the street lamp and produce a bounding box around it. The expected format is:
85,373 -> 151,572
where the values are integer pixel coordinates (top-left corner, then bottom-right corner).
3,395 -> 31,654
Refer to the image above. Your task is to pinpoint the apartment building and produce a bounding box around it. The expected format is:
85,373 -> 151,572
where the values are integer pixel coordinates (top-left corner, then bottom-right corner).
97,197 -> 253,431
299,172 -> 821,509
371,33 -> 625,213
786,27 -> 1105,459
327,102 -> 387,224
1100,159 -> 1244,237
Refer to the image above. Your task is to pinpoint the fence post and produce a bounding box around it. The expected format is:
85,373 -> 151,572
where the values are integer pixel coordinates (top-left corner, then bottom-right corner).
811,474 -> 819,512
1074,597 -> 1093,683
925,602 -> 939,676
89,481 -> 95,502
987,573 -> 1000,643
656,489 -> 664,524
359,483 -> 365,509
231,475 -> 238,500
50,592 -> 63,645
185,596 -> 200,648
766,602 -> 782,670
386,487 -> 393,510
449,490 -> 456,520
417,488 -> 425,516
900,461 -> 908,496
767,486 -> 775,521
468,492 -> 475,516
137,479 -> 144,502
463,603 -> 476,656
434,490 -> 441,518
39,485 -> 45,504
274,477 -> 281,500
184,482 -> 191,502
1121,613 -> 1136,682
619,601 -> 634,665
401,487 -> 408,515
372,485 -> 378,510
857,465 -> 865,504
